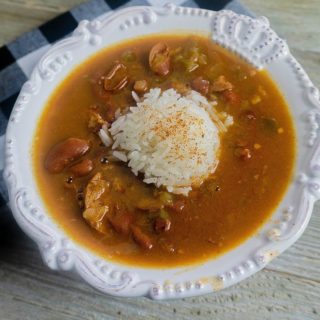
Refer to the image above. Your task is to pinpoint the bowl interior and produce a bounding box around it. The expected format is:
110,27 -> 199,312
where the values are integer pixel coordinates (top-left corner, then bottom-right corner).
5,6 -> 319,299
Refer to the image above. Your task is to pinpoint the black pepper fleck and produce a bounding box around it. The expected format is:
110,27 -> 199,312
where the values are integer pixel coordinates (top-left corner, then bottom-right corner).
66,177 -> 73,184
100,157 -> 109,164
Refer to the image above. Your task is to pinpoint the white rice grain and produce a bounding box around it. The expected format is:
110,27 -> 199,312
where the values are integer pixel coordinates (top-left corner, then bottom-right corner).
98,127 -> 112,147
98,88 -> 233,195
107,88 -> 233,195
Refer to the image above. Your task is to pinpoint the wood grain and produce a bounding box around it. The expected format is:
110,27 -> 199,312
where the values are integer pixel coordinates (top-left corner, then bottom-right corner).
0,0 -> 86,46
0,1 -> 319,319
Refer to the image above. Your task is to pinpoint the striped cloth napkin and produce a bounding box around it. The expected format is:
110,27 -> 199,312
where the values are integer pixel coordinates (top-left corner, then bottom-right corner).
0,0 -> 253,209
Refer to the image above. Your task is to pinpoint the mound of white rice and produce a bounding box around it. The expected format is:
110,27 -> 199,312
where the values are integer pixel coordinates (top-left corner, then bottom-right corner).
99,88 -> 233,195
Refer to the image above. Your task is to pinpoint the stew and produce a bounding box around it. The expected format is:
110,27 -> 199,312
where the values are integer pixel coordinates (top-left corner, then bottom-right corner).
33,34 -> 295,267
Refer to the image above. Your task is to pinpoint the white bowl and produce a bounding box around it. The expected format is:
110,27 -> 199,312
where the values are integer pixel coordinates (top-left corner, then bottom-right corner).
4,4 -> 320,299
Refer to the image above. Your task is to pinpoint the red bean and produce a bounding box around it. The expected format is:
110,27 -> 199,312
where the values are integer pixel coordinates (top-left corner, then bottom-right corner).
149,42 -> 170,76
69,159 -> 93,177
104,63 -> 128,92
191,77 -> 210,95
108,210 -> 133,236
133,80 -> 148,94
131,225 -> 153,249
154,217 -> 171,233
45,138 -> 90,174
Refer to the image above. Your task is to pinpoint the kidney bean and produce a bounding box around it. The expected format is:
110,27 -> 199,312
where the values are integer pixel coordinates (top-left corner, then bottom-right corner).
108,210 -> 133,236
154,217 -> 171,233
69,159 -> 93,177
133,80 -> 148,94
104,63 -> 128,92
149,42 -> 170,76
45,138 -> 90,174
191,77 -> 210,95
131,225 -> 153,249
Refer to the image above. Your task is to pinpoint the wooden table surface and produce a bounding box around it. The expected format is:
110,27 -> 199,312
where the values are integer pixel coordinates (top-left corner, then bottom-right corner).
0,1 -> 319,319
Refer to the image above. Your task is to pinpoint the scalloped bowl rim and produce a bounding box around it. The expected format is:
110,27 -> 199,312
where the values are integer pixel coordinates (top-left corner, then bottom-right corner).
4,4 -> 320,299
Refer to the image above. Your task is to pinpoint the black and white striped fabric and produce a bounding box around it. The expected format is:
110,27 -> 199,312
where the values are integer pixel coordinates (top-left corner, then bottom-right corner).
0,0 -> 253,209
